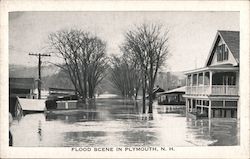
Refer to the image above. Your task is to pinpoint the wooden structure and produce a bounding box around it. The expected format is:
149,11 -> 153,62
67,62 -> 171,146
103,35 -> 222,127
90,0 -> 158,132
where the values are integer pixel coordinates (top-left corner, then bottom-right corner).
146,86 -> 164,99
15,97 -> 46,116
9,78 -> 36,98
157,86 -> 186,113
48,87 -> 76,97
183,31 -> 239,119
56,100 -> 78,110
46,87 -> 77,110
9,77 -> 36,116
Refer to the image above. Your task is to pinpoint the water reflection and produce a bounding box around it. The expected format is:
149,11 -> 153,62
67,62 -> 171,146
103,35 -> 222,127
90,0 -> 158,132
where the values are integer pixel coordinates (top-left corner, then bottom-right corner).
45,111 -> 102,123
10,98 -> 239,147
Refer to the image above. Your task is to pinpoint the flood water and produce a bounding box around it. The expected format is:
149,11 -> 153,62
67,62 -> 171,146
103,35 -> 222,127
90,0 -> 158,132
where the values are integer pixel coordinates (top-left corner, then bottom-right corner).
10,96 -> 239,147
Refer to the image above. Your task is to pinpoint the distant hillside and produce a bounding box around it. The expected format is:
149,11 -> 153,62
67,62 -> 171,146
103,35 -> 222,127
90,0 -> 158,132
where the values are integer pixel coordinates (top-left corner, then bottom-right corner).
9,64 -> 186,92
42,70 -> 74,89
9,64 -> 67,89
9,64 -> 60,78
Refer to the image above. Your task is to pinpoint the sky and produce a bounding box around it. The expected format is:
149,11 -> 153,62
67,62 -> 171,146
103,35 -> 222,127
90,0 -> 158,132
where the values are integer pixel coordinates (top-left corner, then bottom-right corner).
9,11 -> 239,72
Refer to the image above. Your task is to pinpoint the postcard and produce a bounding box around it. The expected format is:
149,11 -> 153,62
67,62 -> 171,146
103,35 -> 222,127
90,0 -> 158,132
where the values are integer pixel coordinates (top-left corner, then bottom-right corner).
0,0 -> 249,158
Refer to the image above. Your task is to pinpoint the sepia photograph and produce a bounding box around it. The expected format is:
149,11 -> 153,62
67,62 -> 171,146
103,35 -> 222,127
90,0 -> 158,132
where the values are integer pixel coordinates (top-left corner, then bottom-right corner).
1,0 -> 249,158
8,11 -> 240,147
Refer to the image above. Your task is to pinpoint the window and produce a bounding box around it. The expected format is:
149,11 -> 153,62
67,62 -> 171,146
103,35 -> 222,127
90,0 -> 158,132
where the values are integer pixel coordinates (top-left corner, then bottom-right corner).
196,100 -> 202,105
198,73 -> 203,85
179,94 -> 185,102
167,94 -> 179,103
222,72 -> 236,85
203,100 -> 209,106
193,74 -> 197,86
187,75 -> 191,86
211,101 -> 223,107
224,47 -> 229,60
225,101 -> 237,107
217,44 -> 229,62
204,72 -> 210,85
228,75 -> 236,85
217,45 -> 223,61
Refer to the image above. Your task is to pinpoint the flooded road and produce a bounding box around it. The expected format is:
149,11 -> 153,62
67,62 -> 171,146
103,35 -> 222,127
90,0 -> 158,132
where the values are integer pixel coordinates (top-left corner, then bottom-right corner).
10,97 -> 239,147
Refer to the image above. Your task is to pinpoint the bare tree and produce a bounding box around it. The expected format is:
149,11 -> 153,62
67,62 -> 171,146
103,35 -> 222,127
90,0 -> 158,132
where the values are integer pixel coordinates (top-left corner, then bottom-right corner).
48,29 -> 108,102
109,55 -> 141,99
86,39 -> 109,98
123,23 -> 169,114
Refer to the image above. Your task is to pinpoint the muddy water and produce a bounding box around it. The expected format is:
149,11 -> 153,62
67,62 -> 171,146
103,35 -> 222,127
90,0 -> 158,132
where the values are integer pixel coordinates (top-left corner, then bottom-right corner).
10,98 -> 239,147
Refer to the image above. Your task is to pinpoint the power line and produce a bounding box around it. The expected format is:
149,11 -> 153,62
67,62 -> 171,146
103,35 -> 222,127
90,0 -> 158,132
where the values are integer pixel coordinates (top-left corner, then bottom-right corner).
29,53 -> 50,99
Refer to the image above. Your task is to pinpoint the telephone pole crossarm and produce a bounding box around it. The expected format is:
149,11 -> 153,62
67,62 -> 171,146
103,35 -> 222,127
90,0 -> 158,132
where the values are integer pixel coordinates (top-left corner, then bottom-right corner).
29,53 -> 51,99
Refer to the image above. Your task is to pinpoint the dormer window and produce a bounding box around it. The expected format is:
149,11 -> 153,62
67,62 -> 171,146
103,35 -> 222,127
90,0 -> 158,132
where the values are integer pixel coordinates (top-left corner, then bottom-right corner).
217,44 -> 229,62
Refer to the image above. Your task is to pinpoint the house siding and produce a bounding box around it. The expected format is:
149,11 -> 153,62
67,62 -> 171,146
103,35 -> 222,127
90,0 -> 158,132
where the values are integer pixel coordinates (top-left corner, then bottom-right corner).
209,39 -> 238,66
184,31 -> 239,119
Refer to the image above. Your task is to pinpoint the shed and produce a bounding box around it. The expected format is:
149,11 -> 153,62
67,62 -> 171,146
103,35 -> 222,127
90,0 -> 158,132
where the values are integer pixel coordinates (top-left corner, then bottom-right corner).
157,86 -> 186,105
9,77 -> 36,117
15,97 -> 46,116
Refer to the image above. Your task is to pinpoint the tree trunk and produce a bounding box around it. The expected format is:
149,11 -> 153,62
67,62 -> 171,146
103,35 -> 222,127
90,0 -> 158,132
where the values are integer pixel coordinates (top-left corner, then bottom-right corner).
148,64 -> 154,114
142,87 -> 146,114
88,81 -> 93,99
84,74 -> 87,99
148,90 -> 153,114
142,75 -> 146,114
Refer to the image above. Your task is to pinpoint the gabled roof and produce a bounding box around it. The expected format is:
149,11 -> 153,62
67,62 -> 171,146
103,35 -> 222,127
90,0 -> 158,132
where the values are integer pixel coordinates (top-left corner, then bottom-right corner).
16,97 -> 46,111
153,86 -> 165,94
206,30 -> 239,66
9,78 -> 35,89
184,64 -> 239,74
157,86 -> 186,95
219,31 -> 239,61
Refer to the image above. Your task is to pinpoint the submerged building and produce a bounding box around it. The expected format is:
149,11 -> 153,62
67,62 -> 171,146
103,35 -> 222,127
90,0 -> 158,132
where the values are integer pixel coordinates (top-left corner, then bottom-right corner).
9,77 -> 36,116
157,86 -> 186,113
183,30 -> 239,119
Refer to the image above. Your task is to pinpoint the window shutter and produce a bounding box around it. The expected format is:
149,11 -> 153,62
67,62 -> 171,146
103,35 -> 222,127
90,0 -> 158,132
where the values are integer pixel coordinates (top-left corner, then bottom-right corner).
225,47 -> 229,60
222,44 -> 225,60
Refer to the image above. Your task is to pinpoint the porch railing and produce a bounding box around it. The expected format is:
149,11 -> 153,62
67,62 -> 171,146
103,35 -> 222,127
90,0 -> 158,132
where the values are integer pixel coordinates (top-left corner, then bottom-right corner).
186,85 -> 238,96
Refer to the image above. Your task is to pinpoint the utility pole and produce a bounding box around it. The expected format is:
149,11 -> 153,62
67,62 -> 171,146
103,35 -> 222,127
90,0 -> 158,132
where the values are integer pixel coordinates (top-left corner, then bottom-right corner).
29,53 -> 50,99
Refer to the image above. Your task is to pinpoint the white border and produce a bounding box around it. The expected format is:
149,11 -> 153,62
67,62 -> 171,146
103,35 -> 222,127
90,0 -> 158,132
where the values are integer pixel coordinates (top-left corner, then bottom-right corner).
0,0 -> 249,158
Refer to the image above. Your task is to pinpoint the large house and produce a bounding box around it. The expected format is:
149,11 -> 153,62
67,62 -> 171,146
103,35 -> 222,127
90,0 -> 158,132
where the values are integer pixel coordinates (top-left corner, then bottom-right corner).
183,30 -> 239,119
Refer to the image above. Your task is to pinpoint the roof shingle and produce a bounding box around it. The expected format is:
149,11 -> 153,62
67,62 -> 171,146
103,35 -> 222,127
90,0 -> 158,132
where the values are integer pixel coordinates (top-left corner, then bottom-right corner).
218,30 -> 239,62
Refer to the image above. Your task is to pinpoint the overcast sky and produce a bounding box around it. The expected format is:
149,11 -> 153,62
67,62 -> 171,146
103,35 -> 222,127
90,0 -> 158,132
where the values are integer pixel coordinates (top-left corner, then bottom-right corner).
9,11 -> 239,72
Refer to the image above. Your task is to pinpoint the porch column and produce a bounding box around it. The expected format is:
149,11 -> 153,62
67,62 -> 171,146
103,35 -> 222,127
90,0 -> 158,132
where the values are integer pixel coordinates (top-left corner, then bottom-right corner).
196,73 -> 199,94
196,73 -> 199,86
202,72 -> 205,94
201,105 -> 203,114
190,99 -> 193,112
209,71 -> 213,94
191,74 -> 193,94
186,77 -> 188,87
191,74 -> 193,86
202,72 -> 205,85
186,98 -> 188,114
208,100 -> 211,119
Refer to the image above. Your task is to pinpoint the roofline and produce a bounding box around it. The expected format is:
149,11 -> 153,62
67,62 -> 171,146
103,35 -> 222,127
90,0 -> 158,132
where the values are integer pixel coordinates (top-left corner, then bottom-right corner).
204,31 -> 220,67
9,77 -> 35,80
157,86 -> 186,95
49,87 -> 75,91
217,31 -> 239,63
204,30 -> 240,66
184,66 -> 239,74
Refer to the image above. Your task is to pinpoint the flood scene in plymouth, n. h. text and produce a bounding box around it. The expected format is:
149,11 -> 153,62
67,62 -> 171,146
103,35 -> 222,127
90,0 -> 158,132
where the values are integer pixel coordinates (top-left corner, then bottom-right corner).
9,11 -> 240,147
